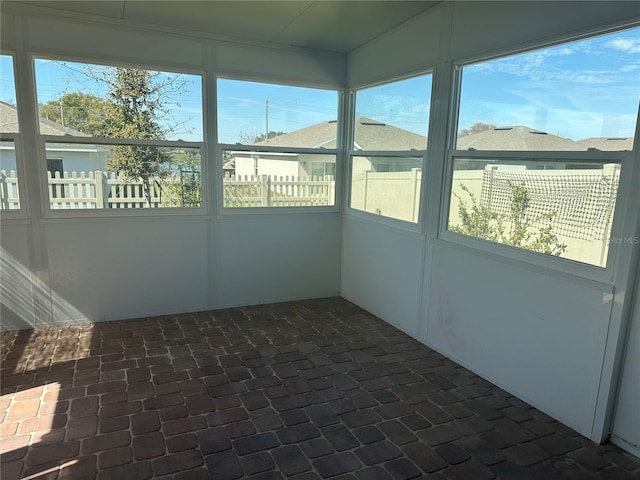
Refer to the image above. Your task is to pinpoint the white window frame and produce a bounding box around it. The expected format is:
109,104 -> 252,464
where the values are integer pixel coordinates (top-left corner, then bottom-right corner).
345,71 -> 433,232
32,54 -> 208,218
439,27 -> 639,282
215,75 -> 343,216
0,52 -> 28,220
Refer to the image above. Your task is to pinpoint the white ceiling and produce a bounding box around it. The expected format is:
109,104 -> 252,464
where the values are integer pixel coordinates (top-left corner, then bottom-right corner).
13,1 -> 440,54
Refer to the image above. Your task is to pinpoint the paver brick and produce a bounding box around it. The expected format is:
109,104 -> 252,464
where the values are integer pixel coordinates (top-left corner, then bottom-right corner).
25,440 -> 80,466
313,452 -> 362,478
234,432 -> 280,455
402,443 -> 447,473
503,443 -> 551,467
99,446 -> 132,469
272,445 -> 312,476
83,430 -> 131,454
384,458 -> 422,480
3,299 -> 640,480
133,431 -> 166,460
205,450 -> 244,480
300,438 -> 334,459
276,423 -> 320,444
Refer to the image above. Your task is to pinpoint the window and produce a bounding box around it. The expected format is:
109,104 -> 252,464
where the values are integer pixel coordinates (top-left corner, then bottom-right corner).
0,54 -> 23,211
217,78 -> 339,208
447,27 -> 639,267
349,74 -> 432,223
34,58 -> 204,210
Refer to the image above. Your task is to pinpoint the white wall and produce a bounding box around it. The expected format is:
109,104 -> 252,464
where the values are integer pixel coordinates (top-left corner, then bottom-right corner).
343,0 -> 640,443
0,5 -> 344,330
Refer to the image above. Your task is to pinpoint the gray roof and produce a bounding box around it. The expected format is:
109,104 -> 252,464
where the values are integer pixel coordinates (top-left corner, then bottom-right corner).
0,101 -> 90,136
457,126 -> 581,151
457,125 -> 634,151
577,137 -> 633,151
255,117 -> 427,151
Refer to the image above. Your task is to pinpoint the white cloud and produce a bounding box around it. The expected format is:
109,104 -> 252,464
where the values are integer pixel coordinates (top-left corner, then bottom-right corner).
609,38 -> 640,54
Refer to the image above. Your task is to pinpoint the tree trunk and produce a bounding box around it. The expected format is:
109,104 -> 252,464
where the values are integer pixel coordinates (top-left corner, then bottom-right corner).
143,177 -> 153,208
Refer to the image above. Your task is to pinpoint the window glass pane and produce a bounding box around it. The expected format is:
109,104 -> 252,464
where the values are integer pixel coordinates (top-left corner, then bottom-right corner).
217,79 -> 338,146
457,27 -> 640,151
45,143 -> 201,209
222,149 -> 335,207
351,156 -> 423,222
447,157 -> 620,267
34,59 -> 203,141
354,74 -> 431,151
0,140 -> 20,209
1,55 -> 18,133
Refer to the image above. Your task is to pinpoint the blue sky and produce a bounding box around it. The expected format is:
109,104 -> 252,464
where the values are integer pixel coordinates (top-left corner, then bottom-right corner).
217,79 -> 338,144
458,27 -> 640,140
1,26 -> 638,143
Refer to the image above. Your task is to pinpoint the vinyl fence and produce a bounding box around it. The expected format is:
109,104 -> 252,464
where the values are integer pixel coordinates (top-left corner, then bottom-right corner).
223,174 -> 335,207
0,170 -> 335,210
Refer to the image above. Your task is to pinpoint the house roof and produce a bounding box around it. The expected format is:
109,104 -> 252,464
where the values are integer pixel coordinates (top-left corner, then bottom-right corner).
457,125 -> 634,151
456,126 -> 582,151
255,117 -> 427,151
0,101 -> 90,136
577,137 -> 634,151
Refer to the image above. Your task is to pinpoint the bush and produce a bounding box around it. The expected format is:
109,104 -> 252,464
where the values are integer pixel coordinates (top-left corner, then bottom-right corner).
451,181 -> 567,256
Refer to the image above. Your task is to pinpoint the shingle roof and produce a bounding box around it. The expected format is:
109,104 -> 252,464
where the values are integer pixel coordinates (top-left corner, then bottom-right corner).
577,137 -> 633,151
255,117 -> 427,150
456,125 -> 634,151
0,101 -> 90,136
456,126 -> 582,151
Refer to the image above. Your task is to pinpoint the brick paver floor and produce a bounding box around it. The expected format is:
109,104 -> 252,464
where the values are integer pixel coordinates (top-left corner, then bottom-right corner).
1,297 -> 639,479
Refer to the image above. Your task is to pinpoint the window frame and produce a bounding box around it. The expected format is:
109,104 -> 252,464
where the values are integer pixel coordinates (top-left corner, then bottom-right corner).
0,51 -> 28,219
32,54 -> 208,218
439,26 -> 639,281
215,75 -> 343,215
345,71 -> 433,231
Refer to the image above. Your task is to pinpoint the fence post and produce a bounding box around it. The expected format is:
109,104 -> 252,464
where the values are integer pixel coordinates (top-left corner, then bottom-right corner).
95,171 -> 106,208
363,170 -> 369,212
260,174 -> 269,206
411,168 -> 420,222
0,170 -> 8,210
600,163 -> 622,266
482,164 -> 498,208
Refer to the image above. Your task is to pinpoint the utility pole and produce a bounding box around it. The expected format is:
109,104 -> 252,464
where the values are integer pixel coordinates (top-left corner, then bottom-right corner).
265,98 -> 269,143
60,103 -> 65,126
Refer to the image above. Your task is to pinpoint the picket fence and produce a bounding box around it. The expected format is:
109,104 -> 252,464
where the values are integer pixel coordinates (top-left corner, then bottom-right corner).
0,170 -> 19,210
0,170 -> 335,209
224,174 -> 334,207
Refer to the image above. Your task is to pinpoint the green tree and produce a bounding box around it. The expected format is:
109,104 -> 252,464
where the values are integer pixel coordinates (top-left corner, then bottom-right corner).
83,66 -> 187,206
458,122 -> 496,137
166,149 -> 201,207
451,181 -> 567,256
39,92 -> 108,136
254,131 -> 286,143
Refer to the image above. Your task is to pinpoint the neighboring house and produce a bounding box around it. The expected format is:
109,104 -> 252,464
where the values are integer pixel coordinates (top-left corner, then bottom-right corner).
455,125 -> 633,170
227,117 -> 428,178
0,101 -> 111,175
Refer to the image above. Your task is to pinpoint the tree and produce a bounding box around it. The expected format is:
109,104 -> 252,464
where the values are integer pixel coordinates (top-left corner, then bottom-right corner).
458,122 -> 496,137
39,92 -> 109,136
78,66 -> 188,206
237,129 -> 287,144
254,131 -> 286,143
451,181 -> 567,256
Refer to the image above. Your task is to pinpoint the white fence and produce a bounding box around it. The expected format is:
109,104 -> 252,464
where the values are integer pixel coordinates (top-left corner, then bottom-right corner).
351,168 -> 421,222
0,170 -> 20,210
223,174 -> 335,207
0,170 -> 335,210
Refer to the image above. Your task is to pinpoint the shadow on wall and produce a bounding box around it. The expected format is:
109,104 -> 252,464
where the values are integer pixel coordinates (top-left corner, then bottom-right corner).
0,248 -> 100,478
1,247 -> 88,330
